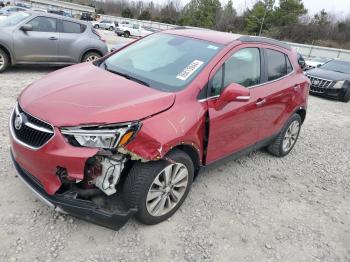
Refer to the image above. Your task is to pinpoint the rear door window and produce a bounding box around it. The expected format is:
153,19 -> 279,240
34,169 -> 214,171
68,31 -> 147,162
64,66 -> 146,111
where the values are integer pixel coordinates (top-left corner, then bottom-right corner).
61,20 -> 85,33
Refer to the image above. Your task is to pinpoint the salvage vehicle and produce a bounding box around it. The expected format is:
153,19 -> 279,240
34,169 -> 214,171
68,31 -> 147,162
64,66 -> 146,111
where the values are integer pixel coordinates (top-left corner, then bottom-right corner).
0,11 -> 108,73
10,29 -> 310,229
305,59 -> 350,102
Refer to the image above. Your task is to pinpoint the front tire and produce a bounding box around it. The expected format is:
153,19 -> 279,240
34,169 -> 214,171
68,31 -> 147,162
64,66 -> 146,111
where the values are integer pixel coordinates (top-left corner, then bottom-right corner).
123,149 -> 194,225
341,89 -> 350,102
109,26 -> 114,31
0,48 -> 9,73
124,31 -> 130,38
94,24 -> 99,29
267,114 -> 302,157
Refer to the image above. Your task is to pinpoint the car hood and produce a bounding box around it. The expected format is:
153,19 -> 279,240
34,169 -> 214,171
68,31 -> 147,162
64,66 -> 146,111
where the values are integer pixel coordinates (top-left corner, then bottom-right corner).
19,63 -> 176,127
306,68 -> 350,81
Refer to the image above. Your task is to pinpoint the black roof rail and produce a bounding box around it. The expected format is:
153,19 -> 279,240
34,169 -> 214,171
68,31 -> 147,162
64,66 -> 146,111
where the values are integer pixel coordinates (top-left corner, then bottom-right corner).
238,36 -> 291,50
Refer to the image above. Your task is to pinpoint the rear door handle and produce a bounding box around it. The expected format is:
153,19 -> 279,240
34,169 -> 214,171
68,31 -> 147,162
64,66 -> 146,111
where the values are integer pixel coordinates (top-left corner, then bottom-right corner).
256,98 -> 266,106
48,37 -> 58,40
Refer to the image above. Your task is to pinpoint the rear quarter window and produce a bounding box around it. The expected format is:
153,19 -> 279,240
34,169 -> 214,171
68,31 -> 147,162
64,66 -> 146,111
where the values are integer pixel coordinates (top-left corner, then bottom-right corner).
266,49 -> 292,81
61,20 -> 86,33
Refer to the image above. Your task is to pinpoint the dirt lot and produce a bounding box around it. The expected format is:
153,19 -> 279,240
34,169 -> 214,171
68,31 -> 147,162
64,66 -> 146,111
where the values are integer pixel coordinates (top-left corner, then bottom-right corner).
0,33 -> 350,262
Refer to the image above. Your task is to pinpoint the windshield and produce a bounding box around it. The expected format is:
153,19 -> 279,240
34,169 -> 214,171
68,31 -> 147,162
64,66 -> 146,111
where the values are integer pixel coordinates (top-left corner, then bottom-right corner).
0,12 -> 29,27
103,34 -> 223,92
320,60 -> 350,74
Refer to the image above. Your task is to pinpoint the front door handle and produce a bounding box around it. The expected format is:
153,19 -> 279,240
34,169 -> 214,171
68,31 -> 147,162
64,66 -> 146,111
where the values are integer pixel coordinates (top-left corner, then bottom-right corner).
256,98 -> 266,106
48,37 -> 58,40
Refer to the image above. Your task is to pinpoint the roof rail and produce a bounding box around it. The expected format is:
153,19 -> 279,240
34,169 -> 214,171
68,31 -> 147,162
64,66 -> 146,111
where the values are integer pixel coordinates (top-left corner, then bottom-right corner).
238,36 -> 291,50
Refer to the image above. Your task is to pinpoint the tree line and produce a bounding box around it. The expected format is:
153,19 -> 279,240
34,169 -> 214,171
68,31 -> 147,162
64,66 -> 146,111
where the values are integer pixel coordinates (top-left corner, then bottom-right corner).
73,0 -> 350,49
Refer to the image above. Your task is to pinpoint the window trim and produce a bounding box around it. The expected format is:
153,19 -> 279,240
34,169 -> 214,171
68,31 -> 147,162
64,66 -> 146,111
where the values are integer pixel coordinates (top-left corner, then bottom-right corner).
26,15 -> 58,33
264,48 -> 294,82
58,19 -> 85,34
205,47 -> 263,99
199,47 -> 295,102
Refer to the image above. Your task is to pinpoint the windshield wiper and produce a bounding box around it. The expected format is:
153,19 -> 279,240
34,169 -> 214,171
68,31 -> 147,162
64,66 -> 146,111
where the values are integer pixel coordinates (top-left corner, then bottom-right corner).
101,62 -> 150,87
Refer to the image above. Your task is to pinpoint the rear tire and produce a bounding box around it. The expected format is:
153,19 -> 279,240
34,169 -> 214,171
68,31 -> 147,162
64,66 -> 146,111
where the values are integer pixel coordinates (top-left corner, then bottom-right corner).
267,114 -> 302,157
94,24 -> 99,29
124,31 -> 130,38
0,48 -> 9,73
341,89 -> 350,102
81,51 -> 101,63
109,26 -> 114,31
123,149 -> 194,225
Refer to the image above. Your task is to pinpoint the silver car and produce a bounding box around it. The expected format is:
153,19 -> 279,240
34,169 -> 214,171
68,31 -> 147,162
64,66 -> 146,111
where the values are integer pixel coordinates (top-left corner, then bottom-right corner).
0,11 -> 108,72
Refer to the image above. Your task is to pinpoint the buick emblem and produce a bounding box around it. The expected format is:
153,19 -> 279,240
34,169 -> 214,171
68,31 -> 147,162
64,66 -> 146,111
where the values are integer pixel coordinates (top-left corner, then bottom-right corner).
14,113 -> 23,130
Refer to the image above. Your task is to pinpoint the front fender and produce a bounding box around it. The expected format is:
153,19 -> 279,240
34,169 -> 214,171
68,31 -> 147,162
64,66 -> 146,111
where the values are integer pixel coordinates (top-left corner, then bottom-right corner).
123,100 -> 207,163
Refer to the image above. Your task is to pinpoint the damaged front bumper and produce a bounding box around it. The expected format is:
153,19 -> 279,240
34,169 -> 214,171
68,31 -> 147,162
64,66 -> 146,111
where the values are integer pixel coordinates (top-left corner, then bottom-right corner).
11,152 -> 137,230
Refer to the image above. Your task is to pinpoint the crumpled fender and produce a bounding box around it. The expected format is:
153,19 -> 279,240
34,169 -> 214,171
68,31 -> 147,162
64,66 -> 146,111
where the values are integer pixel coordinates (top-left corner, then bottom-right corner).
123,99 -> 207,163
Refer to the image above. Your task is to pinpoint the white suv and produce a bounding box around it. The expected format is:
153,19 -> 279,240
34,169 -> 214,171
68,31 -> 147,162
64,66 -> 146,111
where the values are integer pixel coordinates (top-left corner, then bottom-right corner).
92,20 -> 115,31
115,23 -> 154,38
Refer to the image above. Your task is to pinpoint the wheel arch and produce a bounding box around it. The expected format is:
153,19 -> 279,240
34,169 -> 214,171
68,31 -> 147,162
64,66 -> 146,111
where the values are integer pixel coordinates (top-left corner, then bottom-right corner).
294,107 -> 306,124
0,43 -> 13,65
166,144 -> 201,178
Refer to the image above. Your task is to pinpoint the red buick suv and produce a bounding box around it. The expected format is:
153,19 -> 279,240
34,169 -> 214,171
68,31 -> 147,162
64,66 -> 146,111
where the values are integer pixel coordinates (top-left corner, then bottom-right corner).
10,29 -> 310,229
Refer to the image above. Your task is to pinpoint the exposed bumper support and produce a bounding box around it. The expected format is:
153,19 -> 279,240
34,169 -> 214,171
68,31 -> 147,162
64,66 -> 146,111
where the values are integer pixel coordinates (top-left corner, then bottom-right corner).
11,151 -> 136,230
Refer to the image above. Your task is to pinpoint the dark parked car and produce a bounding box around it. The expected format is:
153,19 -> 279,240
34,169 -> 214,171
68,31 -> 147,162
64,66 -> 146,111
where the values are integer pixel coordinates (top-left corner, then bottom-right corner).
9,30 -> 310,229
305,60 -> 350,102
0,11 -> 108,72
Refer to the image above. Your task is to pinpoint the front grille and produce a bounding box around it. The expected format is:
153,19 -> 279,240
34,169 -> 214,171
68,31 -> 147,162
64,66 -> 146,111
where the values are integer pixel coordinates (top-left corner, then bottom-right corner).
307,75 -> 333,93
12,103 -> 54,149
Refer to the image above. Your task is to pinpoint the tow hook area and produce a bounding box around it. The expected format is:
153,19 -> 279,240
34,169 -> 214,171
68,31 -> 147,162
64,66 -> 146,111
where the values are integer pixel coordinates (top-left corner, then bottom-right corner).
84,153 -> 127,196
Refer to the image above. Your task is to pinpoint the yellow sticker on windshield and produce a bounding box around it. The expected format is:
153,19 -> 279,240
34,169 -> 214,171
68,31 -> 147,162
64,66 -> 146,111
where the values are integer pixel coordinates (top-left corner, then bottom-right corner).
176,60 -> 204,81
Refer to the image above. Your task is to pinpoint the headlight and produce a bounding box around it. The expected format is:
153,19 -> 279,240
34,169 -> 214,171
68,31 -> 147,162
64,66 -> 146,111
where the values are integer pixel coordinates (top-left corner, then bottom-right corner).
61,122 -> 140,149
333,80 -> 345,89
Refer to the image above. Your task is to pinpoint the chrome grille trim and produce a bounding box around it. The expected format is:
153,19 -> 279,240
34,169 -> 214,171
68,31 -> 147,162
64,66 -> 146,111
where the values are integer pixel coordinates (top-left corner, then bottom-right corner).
306,75 -> 334,93
10,103 -> 55,150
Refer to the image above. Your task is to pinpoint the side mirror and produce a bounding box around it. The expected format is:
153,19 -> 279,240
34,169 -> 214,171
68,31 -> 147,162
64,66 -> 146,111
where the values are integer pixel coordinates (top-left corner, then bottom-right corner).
215,83 -> 250,110
20,24 -> 32,32
298,56 -> 306,70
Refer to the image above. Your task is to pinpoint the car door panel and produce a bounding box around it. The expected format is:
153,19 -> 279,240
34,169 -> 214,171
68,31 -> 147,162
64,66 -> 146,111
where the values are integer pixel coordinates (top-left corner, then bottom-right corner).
205,45 -> 263,164
58,20 -> 86,62
206,97 -> 260,163
13,16 -> 59,62
254,48 -> 296,141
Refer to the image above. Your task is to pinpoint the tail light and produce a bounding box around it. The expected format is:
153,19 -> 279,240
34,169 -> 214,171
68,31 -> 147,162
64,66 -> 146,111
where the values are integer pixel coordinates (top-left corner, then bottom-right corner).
92,28 -> 106,43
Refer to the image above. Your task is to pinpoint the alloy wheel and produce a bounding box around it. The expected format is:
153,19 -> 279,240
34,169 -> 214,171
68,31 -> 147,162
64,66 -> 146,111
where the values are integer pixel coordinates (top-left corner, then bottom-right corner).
0,53 -> 4,70
282,120 -> 300,152
85,55 -> 100,62
146,163 -> 189,217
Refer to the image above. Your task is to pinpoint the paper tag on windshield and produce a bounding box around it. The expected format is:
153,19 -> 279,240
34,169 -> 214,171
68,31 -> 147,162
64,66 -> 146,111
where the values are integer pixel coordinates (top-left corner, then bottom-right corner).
176,60 -> 204,81
207,45 -> 219,50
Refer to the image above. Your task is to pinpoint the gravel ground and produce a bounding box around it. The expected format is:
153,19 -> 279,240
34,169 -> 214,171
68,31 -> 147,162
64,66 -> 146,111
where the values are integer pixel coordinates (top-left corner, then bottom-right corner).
0,34 -> 350,261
